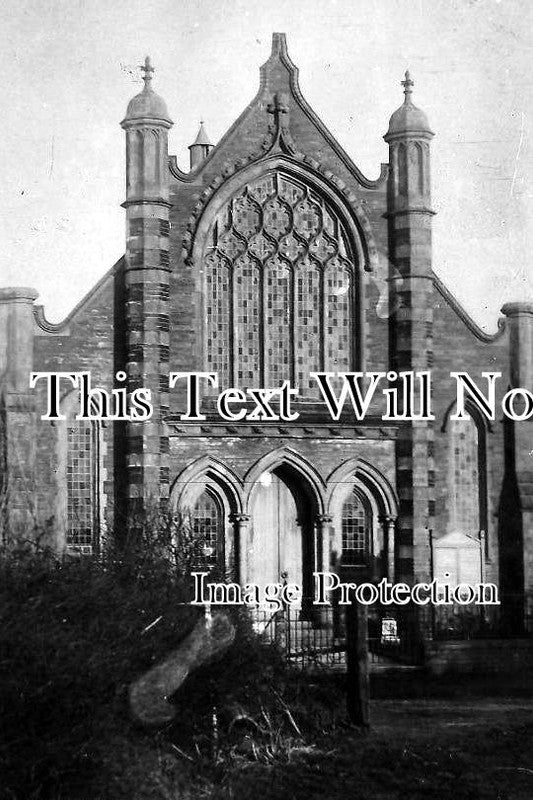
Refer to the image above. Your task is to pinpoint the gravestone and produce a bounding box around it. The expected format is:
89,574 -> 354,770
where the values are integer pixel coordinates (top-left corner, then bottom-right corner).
433,531 -> 482,588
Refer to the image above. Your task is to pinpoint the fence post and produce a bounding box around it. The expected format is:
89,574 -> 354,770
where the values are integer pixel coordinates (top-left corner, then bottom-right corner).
345,601 -> 370,727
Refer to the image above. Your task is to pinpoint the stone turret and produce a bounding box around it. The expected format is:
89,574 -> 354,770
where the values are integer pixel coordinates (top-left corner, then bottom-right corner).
188,121 -> 213,169
121,57 -> 173,518
384,72 -> 435,587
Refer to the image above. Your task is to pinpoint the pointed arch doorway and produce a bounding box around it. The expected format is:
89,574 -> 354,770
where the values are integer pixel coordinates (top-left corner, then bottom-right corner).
248,467 -> 315,603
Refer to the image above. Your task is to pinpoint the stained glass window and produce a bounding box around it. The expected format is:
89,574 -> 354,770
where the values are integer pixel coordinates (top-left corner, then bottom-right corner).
295,259 -> 321,390
326,258 -> 351,371
206,254 -> 231,387
341,490 -> 369,565
193,490 -> 223,568
234,257 -> 261,386
67,420 -> 99,554
204,172 -> 356,395
266,256 -> 291,385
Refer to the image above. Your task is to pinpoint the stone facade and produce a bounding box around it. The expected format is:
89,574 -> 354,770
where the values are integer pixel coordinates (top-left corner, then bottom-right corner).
1,34 -> 531,629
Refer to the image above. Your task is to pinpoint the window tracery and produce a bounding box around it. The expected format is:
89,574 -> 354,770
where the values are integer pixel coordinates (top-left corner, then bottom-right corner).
204,172 -> 357,394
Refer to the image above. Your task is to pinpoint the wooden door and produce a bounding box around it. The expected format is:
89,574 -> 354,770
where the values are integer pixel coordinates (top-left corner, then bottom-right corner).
249,472 -> 303,590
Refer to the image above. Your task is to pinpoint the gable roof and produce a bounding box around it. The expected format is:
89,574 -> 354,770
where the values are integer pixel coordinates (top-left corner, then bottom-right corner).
170,33 -> 387,189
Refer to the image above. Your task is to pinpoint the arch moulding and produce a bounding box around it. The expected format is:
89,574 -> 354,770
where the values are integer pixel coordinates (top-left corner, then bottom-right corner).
243,446 -> 326,515
326,457 -> 398,519
170,455 -> 244,515
184,153 -> 381,279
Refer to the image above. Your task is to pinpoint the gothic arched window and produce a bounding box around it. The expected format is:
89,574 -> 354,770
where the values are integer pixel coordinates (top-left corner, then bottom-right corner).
66,420 -> 100,554
341,489 -> 370,565
204,171 -> 357,395
192,489 -> 224,569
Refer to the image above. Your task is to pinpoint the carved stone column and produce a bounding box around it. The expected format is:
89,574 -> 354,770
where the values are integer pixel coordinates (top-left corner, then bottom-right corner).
315,514 -> 333,625
380,514 -> 397,583
315,514 -> 333,574
231,513 -> 250,583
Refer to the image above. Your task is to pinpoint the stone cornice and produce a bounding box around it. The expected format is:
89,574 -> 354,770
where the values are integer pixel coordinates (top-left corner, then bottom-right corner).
166,419 -> 398,440
121,116 -> 173,130
501,302 -> 533,318
0,287 -> 38,304
121,198 -> 172,209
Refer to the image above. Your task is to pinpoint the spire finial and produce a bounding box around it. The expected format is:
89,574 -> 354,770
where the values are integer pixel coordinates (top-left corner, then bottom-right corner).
401,70 -> 414,102
271,32 -> 287,57
140,56 -> 154,88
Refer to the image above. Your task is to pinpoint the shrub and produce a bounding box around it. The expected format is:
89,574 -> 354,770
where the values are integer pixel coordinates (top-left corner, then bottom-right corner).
0,528 -> 342,800
0,531 -> 199,799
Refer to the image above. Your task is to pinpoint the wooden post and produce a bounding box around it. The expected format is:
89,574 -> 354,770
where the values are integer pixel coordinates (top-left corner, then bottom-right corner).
345,601 -> 370,728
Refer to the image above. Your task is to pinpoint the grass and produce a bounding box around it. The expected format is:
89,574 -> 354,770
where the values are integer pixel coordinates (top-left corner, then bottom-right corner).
212,717 -> 533,800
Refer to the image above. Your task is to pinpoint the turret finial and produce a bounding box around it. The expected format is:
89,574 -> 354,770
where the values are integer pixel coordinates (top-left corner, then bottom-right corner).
401,70 -> 414,102
122,55 -> 172,125
140,56 -> 154,88
385,69 -> 432,139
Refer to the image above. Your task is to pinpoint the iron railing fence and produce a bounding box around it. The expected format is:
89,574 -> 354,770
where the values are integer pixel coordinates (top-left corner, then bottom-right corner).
250,604 -> 422,669
249,594 -> 533,670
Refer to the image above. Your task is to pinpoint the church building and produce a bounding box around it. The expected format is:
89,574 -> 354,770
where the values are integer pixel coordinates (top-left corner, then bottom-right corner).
1,34 -> 532,631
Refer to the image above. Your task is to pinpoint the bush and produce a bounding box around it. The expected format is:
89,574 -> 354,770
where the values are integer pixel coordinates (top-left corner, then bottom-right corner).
0,532 -> 343,800
0,532 -> 199,799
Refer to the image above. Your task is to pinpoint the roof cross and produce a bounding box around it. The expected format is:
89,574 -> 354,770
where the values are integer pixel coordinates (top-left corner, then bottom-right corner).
264,90 -> 295,155
140,56 -> 154,87
267,91 -> 290,127
401,70 -> 414,100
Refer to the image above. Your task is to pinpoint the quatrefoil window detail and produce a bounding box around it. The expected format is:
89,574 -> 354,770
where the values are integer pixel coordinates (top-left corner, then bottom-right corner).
204,171 -> 357,394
